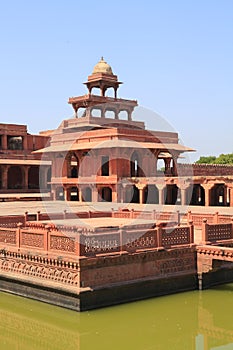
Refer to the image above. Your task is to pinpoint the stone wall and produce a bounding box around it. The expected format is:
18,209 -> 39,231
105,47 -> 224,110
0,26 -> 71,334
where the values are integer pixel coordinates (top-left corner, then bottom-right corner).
79,247 -> 196,289
177,163 -> 233,176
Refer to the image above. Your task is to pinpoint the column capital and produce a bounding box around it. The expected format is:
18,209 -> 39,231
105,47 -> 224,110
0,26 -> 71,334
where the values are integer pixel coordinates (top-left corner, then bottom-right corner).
135,183 -> 146,190
202,183 -> 215,190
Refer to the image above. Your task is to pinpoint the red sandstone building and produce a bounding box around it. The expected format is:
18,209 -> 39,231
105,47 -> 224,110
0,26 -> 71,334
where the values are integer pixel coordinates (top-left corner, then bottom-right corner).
0,123 -> 51,198
34,58 -> 233,207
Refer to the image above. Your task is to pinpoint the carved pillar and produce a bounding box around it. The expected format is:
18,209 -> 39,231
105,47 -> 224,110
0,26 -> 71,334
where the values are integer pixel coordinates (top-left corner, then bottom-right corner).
136,184 -> 146,204
24,166 -> 29,190
92,185 -> 98,202
164,158 -> 171,175
1,165 -> 8,189
172,155 -> 178,176
202,184 -> 214,207
157,184 -> 165,205
63,187 -> 68,201
79,187 -> 83,202
179,185 -> 189,206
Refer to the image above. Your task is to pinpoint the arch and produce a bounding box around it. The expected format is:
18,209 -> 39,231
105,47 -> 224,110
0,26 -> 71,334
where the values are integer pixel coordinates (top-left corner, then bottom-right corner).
100,187 -> 112,202
28,166 -> 40,189
67,153 -> 79,178
187,184 -> 205,206
7,166 -> 23,189
101,155 -> 109,176
104,87 -> 115,98
105,110 -> 116,119
82,187 -> 92,202
90,87 -> 101,96
130,151 -> 144,177
210,184 -> 227,206
164,184 -> 178,205
56,187 -> 64,200
118,110 -> 129,120
91,108 -> 102,118
70,187 -> 79,201
145,185 -> 159,204
77,107 -> 86,118
157,152 -> 172,176
125,185 -> 139,203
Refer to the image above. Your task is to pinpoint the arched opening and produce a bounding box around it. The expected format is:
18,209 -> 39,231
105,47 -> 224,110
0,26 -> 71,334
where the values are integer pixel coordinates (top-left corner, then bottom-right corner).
77,107 -> 86,118
105,110 -> 116,119
100,187 -> 112,202
56,187 -> 64,200
7,166 -> 23,189
187,184 -> 205,206
101,155 -> 109,176
90,87 -> 101,96
82,187 -> 92,202
67,153 -> 79,178
210,184 -> 227,206
104,87 -> 115,98
145,185 -> 159,204
70,187 -> 79,201
91,108 -> 102,118
156,159 -> 165,176
125,185 -> 139,203
164,184 -> 178,205
118,110 -> 128,120
130,151 -> 144,177
28,166 -> 40,189
157,152 -> 172,176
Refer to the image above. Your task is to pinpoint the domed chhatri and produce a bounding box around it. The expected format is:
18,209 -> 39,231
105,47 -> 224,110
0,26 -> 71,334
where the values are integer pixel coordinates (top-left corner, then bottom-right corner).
92,57 -> 113,75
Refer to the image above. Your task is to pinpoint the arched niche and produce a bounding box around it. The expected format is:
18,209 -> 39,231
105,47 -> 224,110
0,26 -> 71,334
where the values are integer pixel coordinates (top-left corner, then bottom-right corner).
67,153 -> 79,178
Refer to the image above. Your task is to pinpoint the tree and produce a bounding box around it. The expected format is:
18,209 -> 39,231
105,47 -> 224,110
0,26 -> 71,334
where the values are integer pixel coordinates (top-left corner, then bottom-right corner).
196,156 -> 216,164
195,153 -> 233,165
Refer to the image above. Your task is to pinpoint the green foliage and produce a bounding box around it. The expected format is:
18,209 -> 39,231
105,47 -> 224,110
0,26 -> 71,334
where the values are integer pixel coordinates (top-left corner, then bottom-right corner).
196,156 -> 216,164
195,153 -> 233,165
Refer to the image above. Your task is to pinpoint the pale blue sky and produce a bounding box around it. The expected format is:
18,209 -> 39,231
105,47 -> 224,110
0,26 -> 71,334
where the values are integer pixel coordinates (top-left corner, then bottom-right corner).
0,0 -> 232,162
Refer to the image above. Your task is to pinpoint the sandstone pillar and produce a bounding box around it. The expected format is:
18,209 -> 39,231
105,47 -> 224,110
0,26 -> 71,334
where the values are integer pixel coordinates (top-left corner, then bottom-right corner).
157,184 -> 165,205
135,184 -> 146,204
1,165 -> 8,189
202,184 -> 214,207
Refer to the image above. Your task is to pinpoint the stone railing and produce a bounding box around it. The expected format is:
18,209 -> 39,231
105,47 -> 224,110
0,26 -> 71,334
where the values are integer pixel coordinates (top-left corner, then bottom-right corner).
0,221 -> 194,258
187,211 -> 232,227
112,208 -> 181,225
201,219 -> 233,244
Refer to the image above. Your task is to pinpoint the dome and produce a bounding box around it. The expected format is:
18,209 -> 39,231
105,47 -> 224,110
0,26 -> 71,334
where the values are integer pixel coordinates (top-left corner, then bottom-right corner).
92,57 -> 113,75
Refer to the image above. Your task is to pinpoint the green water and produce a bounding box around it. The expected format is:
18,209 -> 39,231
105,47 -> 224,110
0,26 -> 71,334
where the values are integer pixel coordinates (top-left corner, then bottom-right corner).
0,286 -> 233,350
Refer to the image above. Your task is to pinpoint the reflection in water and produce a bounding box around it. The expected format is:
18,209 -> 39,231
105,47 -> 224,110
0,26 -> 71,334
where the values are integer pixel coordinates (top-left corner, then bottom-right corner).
0,285 -> 233,350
